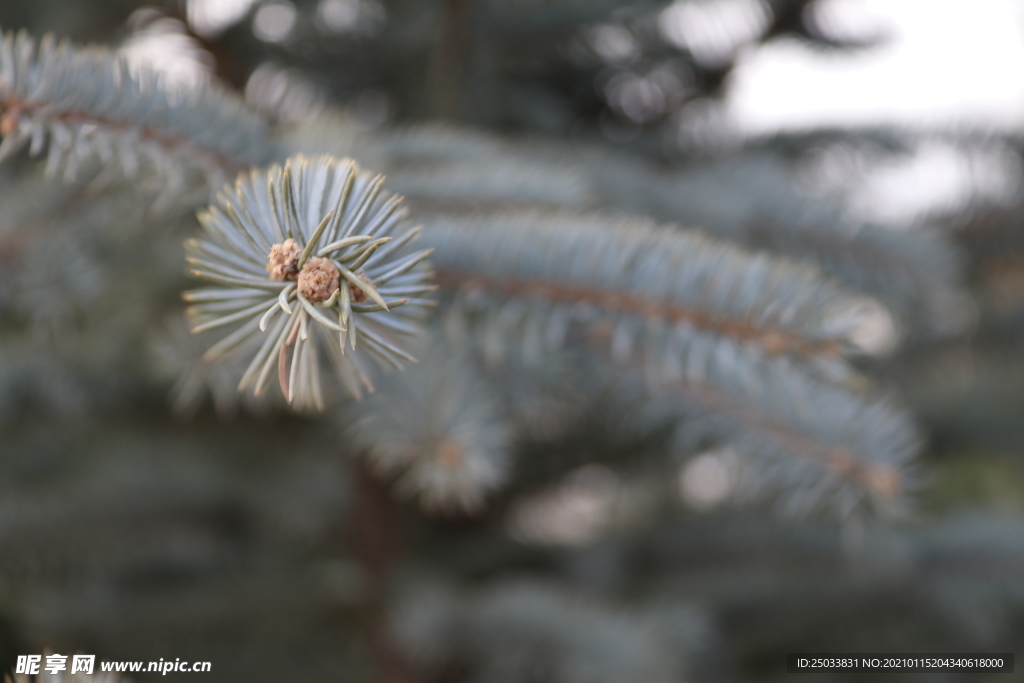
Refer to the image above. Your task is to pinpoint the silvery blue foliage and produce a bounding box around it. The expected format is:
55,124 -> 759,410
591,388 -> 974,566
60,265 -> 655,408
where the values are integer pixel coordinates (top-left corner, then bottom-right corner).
2,11 -> 1017,681
345,336 -> 512,511
185,155 -> 434,408
593,153 -> 966,339
394,581 -> 710,683
288,118 -> 965,343
425,210 -> 862,383
0,29 -> 272,195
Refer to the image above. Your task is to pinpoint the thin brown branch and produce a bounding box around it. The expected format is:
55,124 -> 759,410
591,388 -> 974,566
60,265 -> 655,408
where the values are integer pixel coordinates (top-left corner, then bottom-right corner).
435,268 -> 844,360
352,462 -> 419,683
0,95 -> 248,176
674,381 -> 903,499
430,0 -> 475,120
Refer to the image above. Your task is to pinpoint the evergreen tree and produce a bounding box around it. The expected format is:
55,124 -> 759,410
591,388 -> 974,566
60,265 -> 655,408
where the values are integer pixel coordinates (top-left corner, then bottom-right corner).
1,1 -> 1022,681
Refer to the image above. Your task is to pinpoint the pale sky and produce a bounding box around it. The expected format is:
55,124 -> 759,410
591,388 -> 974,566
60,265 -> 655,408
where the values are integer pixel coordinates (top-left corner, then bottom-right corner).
724,0 -> 1024,134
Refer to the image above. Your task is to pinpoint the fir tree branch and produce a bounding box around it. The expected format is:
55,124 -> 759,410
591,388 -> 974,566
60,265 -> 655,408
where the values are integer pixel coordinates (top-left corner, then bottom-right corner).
184,155 -> 434,408
425,211 -> 863,382
661,364 -> 918,517
344,337 -> 512,512
393,581 -> 706,683
0,30 -> 272,195
595,153 -> 965,339
419,210 -> 918,515
287,119 -> 965,341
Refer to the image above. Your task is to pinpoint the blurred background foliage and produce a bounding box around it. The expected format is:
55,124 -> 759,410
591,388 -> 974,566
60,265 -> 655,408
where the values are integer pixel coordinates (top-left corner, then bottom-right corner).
2,0 -> 1024,681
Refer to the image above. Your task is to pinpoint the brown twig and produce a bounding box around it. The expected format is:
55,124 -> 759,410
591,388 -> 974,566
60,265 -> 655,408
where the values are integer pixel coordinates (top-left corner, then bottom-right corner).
352,462 -> 418,683
430,0 -> 476,120
672,380 -> 903,499
435,269 -> 843,360
0,95 -> 249,176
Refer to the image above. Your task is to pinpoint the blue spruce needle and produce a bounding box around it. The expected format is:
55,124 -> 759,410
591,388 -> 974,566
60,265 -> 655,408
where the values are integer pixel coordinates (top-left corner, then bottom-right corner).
184,155 -> 434,409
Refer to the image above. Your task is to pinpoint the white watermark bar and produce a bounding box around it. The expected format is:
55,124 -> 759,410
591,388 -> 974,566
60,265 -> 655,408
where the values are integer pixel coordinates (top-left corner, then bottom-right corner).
16,655 -> 211,676
787,653 -> 1014,673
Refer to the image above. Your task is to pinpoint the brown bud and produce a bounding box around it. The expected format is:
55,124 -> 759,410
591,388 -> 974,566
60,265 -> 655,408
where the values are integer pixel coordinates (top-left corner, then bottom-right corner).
298,256 -> 340,303
761,331 -> 790,356
349,269 -> 375,304
0,111 -> 19,137
267,239 -> 301,281
866,465 -> 902,498
437,441 -> 464,468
